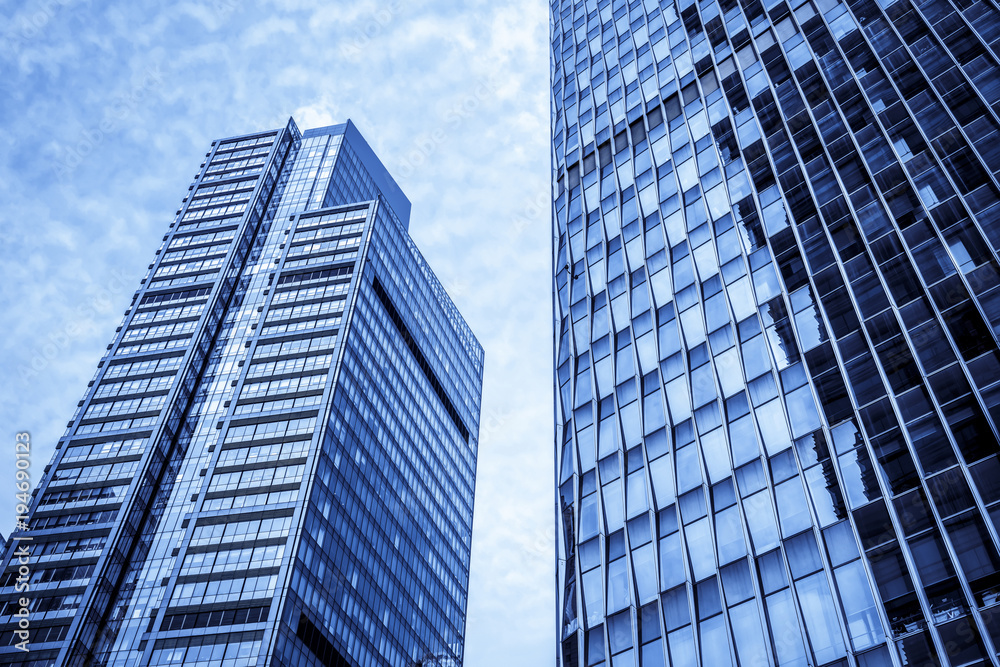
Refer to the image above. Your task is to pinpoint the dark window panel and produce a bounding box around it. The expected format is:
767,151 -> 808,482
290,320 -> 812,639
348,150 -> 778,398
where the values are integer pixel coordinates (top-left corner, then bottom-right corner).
907,412 -> 960,474
943,397 -> 1000,464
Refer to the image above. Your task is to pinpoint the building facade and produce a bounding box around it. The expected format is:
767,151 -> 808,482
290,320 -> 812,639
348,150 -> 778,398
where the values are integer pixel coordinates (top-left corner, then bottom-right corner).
0,119 -> 484,667
552,0 -> 1000,666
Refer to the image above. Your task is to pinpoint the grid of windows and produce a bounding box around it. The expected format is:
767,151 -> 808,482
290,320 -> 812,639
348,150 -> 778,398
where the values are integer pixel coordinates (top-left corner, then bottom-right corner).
553,0 -> 1000,665
0,120 -> 483,667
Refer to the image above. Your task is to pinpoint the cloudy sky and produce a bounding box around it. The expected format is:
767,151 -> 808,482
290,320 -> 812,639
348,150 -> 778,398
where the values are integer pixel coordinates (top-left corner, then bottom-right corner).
0,0 -> 553,663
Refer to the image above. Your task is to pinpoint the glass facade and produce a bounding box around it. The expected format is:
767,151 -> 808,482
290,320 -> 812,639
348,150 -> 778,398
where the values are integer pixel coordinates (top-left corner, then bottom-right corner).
551,0 -> 1000,666
0,119 -> 483,667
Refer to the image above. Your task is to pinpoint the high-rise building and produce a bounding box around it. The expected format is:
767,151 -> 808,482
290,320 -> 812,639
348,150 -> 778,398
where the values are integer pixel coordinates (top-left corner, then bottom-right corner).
552,0 -> 1000,665
0,119 -> 484,667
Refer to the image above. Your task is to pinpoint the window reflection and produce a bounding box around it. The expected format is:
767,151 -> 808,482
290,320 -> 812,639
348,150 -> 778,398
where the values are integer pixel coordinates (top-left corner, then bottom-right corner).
833,560 -> 885,650
795,571 -> 848,664
775,477 -> 812,537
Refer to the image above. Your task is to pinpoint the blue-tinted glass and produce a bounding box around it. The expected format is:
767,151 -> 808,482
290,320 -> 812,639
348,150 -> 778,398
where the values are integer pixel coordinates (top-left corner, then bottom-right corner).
10,122 -> 483,666
551,0 -> 1000,664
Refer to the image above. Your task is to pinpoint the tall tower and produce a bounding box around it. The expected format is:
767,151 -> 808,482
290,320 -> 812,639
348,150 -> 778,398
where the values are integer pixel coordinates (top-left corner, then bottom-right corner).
552,0 -> 1000,666
0,119 -> 484,667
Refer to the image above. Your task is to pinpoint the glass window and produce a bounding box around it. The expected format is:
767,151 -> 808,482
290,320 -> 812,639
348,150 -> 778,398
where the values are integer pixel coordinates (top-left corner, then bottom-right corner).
775,477 -> 813,537
604,480 -> 625,532
906,413 -> 958,474
662,586 -> 691,631
927,468 -> 976,517
757,399 -> 793,455
729,599 -> 772,666
612,649 -> 635,667
837,447 -> 882,509
744,490 -> 781,553
804,462 -> 847,526
716,505 -> 748,564
937,616 -> 989,665
584,567 -> 605,627
649,455 -> 676,509
588,625 -> 606,666
680,489 -> 708,524
668,626 -> 697,666
699,614 -> 734,666
736,459 -> 767,497
721,559 -> 754,605
696,577 -> 723,620
770,449 -> 798,484
701,428 -> 733,483
676,443 -> 703,492
823,521 -> 861,566
870,429 -> 919,495
765,588 -> 810,667
834,560 -> 885,650
785,385 -> 822,438
627,470 -> 649,516
608,557 -> 631,612
970,456 -> 1000,504
868,541 -> 916,603
848,500 -> 890,556
946,512 -> 1000,583
687,518 -> 716,581
786,531 -> 823,579
909,319 -> 957,373
633,543 -> 659,603
609,609 -> 633,655
895,631 -> 940,667
660,533 -> 686,590
640,640 -> 666,667
729,413 -> 761,465
581,494 -> 600,539
640,602 -> 661,644
796,571 -> 848,664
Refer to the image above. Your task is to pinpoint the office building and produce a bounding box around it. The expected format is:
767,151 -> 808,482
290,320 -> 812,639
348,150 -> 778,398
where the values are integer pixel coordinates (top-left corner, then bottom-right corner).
552,0 -> 1000,665
0,119 -> 484,667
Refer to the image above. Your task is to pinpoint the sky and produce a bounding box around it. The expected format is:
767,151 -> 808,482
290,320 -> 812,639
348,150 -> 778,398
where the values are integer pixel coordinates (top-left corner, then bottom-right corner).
0,1 -> 554,664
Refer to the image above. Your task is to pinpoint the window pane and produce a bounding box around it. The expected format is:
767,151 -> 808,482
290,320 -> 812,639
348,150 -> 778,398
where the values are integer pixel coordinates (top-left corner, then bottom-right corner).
838,447 -> 883,509
744,490 -> 781,553
686,518 -> 716,581
765,589 -> 809,667
834,560 -> 885,650
633,543 -> 658,604
716,505 -> 748,564
668,626 -> 697,667
608,557 -> 631,612
584,568 -> 604,628
660,533 -> 686,590
796,571 -> 848,664
641,639 -> 667,667
946,512 -> 1000,583
730,599 -> 771,667
699,614 -> 734,667
775,478 -> 813,537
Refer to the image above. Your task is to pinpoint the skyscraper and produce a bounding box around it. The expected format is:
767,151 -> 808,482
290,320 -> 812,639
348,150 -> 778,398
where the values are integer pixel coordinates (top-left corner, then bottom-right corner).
0,119 -> 484,667
552,0 -> 1000,665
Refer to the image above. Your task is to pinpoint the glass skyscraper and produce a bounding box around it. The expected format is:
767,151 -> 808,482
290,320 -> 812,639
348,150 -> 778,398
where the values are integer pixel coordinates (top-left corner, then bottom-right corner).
0,119 -> 483,667
552,0 -> 1000,665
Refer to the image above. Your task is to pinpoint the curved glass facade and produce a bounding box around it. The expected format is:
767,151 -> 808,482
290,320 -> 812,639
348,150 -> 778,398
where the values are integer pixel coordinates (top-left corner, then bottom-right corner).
551,0 -> 1000,665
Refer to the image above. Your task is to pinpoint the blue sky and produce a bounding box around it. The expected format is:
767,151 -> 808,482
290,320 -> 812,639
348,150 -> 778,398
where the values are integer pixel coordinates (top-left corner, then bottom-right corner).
0,1 -> 553,664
